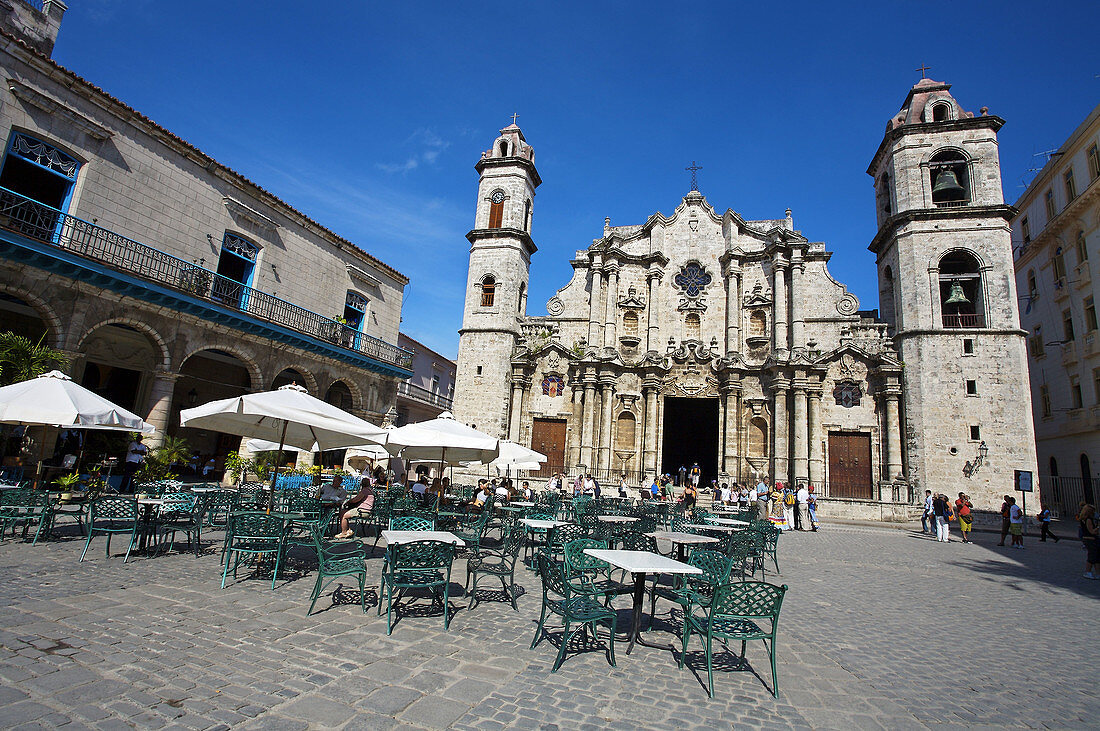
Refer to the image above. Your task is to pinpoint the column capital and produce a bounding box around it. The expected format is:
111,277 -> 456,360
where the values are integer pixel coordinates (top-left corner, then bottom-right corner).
152,370 -> 182,382
603,264 -> 621,276
646,269 -> 663,281
770,378 -> 791,393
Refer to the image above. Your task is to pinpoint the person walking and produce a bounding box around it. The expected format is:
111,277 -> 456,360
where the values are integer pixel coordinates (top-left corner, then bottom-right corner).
689,463 -> 701,489
955,493 -> 974,543
677,464 -> 687,487
806,486 -> 819,531
997,495 -> 1011,546
1008,496 -> 1025,549
795,483 -> 809,530
1078,503 -> 1099,579
922,489 -> 934,534
681,480 -> 697,510
782,484 -> 796,532
932,493 -> 954,542
1037,504 -> 1060,542
756,479 -> 770,519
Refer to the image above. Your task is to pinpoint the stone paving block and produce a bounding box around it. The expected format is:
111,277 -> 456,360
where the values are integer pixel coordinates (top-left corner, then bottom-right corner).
276,694 -> 357,726
400,693 -> 472,728
365,685 -> 423,716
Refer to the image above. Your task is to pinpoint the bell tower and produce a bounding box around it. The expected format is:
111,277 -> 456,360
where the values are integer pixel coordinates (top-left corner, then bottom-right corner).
451,121 -> 540,438
868,77 -> 1036,509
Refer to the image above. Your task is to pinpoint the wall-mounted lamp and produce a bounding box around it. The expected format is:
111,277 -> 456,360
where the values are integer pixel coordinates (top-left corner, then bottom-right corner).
962,440 -> 988,478
187,388 -> 198,406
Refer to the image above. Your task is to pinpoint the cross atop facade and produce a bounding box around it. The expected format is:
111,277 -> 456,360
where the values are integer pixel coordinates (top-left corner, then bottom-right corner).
510,113 -> 519,125
916,63 -> 931,79
685,160 -> 702,191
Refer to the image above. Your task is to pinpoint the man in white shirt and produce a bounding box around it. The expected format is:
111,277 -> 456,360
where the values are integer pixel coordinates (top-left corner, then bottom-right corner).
411,475 -> 429,497
1008,496 -> 1025,549
796,484 -> 810,530
922,490 -> 934,534
121,434 -> 147,493
583,474 -> 596,496
719,483 -> 731,505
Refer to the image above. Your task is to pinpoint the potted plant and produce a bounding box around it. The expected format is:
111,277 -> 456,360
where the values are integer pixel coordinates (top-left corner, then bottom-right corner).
54,472 -> 80,502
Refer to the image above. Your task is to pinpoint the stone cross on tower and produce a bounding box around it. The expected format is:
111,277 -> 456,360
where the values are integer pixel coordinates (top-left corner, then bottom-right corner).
916,63 -> 931,79
685,161 -> 702,191
510,113 -> 519,125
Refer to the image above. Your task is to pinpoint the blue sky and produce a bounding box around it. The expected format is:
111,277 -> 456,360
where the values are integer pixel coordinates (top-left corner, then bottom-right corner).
54,1 -> 1099,360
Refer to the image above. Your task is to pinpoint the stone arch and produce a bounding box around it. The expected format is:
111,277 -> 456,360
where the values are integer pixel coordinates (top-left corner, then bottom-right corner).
180,343 -> 263,392
0,284 -> 64,349
77,317 -> 171,370
324,377 -> 361,412
271,365 -> 318,395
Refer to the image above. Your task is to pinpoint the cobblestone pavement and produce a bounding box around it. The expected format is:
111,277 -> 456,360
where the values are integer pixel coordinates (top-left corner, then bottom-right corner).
0,520 -> 1096,730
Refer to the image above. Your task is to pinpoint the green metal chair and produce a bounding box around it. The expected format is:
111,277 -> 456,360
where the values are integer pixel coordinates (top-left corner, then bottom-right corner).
389,515 -> 435,531
546,522 -> 585,563
751,523 -> 781,575
221,512 -> 286,589
650,547 -> 736,621
307,524 -> 368,615
0,488 -> 51,543
36,487 -> 100,543
453,498 -> 494,555
465,529 -> 524,610
563,538 -> 631,603
379,539 -> 457,635
531,551 -> 617,673
153,492 -> 204,556
79,495 -> 140,562
679,581 -> 788,698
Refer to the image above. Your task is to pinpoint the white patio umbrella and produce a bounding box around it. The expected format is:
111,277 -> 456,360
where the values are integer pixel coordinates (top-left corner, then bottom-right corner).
384,412 -> 499,473
245,439 -> 310,453
0,370 -> 155,487
464,440 -> 546,472
180,383 -> 388,509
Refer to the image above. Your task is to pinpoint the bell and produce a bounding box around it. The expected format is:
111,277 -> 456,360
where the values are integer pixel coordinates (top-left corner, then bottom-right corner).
944,282 -> 971,306
932,168 -> 966,201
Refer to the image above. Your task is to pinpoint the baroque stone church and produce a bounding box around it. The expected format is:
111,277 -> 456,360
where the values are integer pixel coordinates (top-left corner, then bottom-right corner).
452,78 -> 1037,515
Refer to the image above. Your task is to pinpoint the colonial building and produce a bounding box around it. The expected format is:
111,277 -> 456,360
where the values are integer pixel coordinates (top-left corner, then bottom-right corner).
1012,102 -> 1100,513
453,78 -> 1037,515
394,333 -> 455,426
0,3 -> 413,467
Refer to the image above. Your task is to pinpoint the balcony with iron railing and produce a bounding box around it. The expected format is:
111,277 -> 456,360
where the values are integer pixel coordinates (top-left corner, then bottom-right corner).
0,186 -> 413,372
941,313 -> 985,329
397,380 -> 453,410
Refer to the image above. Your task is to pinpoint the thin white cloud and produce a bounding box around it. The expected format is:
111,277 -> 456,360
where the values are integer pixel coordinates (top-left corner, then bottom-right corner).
376,128 -> 450,175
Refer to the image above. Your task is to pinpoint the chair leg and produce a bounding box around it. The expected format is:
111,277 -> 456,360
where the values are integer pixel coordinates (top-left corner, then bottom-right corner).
79,530 -> 94,562
105,531 -> 112,558
705,632 -> 715,698
531,601 -> 548,649
358,573 -> 366,613
220,547 -> 233,589
386,583 -> 395,635
123,526 -> 137,563
552,619 -> 570,672
679,616 -> 689,668
768,638 -> 779,698
442,580 -> 451,630
307,573 -> 323,615
606,616 -> 617,668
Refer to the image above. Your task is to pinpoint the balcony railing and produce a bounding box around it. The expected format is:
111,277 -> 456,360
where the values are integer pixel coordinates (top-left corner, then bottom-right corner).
942,313 -> 985,329
0,187 -> 413,371
397,380 -> 453,410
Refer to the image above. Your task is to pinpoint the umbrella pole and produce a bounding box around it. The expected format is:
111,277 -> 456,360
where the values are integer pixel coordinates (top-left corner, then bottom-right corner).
267,419 -> 288,513
34,425 -> 50,489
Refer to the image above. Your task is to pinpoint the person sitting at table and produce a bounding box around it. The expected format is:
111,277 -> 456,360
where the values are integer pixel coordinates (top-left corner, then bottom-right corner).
471,479 -> 491,511
494,478 -> 510,500
411,474 -> 429,500
334,478 -> 376,539
521,480 -> 533,501
427,477 -> 445,506
319,473 -> 347,502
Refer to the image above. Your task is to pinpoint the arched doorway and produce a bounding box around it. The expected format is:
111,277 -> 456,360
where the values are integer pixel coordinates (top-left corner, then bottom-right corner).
79,324 -> 159,414
319,380 -> 355,468
173,350 -> 254,471
272,367 -> 308,392
0,292 -> 52,342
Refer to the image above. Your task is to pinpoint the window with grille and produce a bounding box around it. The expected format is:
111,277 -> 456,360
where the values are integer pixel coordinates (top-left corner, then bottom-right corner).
1045,189 -> 1057,221
1086,296 -> 1097,332
1040,384 -> 1051,418
1021,217 -> 1031,245
480,277 -> 495,307
1063,309 -> 1076,342
1065,168 -> 1078,202
1077,231 -> 1089,264
1088,144 -> 1100,181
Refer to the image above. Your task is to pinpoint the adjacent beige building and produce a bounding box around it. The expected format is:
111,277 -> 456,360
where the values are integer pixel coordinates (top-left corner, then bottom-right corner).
0,3 -> 412,469
454,78 -> 1037,516
1012,102 -> 1100,513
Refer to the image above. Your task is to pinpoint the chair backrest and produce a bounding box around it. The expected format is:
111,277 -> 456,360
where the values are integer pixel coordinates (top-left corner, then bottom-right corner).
229,511 -> 285,539
287,493 -> 322,517
160,492 -> 197,516
90,495 -> 137,522
529,512 -> 553,521
712,581 -> 787,622
389,515 -> 435,531
536,551 -> 570,599
619,532 -> 658,553
670,516 -> 690,533
548,523 -> 585,549
390,539 -> 455,572
499,528 -> 524,559
686,547 -> 736,587
563,538 -> 608,575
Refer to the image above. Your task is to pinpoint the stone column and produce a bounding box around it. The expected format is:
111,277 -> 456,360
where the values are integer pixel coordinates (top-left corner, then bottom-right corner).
790,257 -> 805,348
808,389 -> 823,486
580,377 -> 597,469
143,371 -> 179,449
654,393 -> 665,475
568,383 -> 584,468
604,266 -> 619,348
724,265 -> 740,353
587,261 -> 603,346
642,382 -> 659,477
772,382 -> 789,482
645,270 -> 661,352
508,379 -> 525,442
722,387 -> 740,475
597,378 -> 615,473
773,260 -> 788,350
885,390 -> 903,482
792,385 -> 808,484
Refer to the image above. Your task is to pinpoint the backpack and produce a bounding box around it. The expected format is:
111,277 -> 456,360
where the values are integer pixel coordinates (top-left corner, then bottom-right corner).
784,492 -> 795,506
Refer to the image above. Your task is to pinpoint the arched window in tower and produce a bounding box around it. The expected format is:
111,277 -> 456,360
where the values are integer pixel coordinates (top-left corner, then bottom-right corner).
880,266 -> 896,331
488,190 -> 505,228
748,310 -> 768,339
939,250 -> 984,328
517,282 -> 526,314
498,140 -> 509,157
524,199 -> 532,232
623,311 -> 639,337
929,150 -> 970,207
932,102 -> 951,122
877,173 -> 891,216
684,312 -> 701,341
480,276 -> 496,307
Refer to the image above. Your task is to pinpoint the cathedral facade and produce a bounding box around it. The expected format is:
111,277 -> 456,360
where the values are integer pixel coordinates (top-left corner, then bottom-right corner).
453,79 -> 1037,515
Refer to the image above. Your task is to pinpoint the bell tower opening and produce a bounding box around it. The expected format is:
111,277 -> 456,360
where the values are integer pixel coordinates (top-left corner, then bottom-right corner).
661,396 -> 719,488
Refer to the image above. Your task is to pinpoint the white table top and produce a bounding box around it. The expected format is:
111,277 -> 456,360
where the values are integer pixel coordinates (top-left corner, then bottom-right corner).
647,531 -> 719,545
188,487 -> 221,493
136,498 -> 166,506
597,515 -> 638,523
520,518 -> 569,530
511,501 -> 536,507
583,549 -> 703,575
684,523 -> 738,532
709,517 -> 750,526
381,530 -> 465,547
